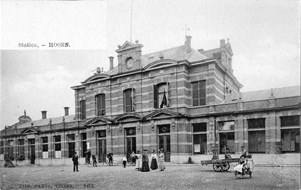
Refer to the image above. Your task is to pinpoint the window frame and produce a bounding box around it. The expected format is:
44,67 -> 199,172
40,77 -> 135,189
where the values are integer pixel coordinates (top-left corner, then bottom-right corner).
79,100 -> 86,120
192,80 -> 206,106
95,93 -> 106,116
192,123 -> 207,154
123,88 -> 135,113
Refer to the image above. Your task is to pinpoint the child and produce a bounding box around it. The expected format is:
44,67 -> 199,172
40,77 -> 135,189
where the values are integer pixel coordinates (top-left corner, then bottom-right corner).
122,156 -> 127,168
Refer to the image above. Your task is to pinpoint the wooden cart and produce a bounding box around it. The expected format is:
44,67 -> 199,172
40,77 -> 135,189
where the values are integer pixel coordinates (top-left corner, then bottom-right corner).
201,158 -> 240,172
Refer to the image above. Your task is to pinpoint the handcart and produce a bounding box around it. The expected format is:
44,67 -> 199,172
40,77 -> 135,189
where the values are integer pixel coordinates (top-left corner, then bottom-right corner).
201,158 -> 240,172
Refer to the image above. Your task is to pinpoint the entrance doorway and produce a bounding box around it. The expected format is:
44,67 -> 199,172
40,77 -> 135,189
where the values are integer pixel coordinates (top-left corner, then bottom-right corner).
126,137 -> 136,160
97,139 -> 106,163
125,127 -> 136,161
28,139 -> 35,164
158,125 -> 171,162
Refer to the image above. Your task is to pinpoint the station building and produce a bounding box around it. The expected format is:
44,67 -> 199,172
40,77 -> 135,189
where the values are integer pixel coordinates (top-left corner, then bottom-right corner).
0,36 -> 300,166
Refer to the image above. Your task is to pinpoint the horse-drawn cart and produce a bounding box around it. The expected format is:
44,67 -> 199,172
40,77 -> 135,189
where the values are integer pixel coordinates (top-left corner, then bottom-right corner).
201,158 -> 240,172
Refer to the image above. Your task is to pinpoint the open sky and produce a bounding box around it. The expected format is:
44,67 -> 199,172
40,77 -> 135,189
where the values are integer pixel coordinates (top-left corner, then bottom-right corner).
1,0 -> 300,129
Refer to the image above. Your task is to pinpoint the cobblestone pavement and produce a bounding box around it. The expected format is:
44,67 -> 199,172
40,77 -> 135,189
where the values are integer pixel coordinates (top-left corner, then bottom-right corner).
0,163 -> 300,190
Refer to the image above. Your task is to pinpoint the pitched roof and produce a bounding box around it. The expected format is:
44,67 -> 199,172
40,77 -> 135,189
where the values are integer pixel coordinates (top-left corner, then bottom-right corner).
103,45 -> 208,76
241,85 -> 300,102
141,45 -> 207,67
16,115 -> 76,128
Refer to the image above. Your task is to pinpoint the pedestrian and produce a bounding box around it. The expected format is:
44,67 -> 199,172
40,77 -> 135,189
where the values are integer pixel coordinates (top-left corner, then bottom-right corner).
130,151 -> 136,166
107,151 -> 113,166
72,152 -> 79,172
123,155 -> 127,168
141,149 -> 150,172
92,154 -> 97,167
135,150 -> 141,171
150,149 -> 158,170
158,149 -> 165,171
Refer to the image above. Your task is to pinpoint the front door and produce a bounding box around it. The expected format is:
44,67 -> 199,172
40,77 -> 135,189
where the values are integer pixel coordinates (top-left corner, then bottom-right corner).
98,139 -> 106,163
126,137 -> 136,160
159,135 -> 170,162
28,139 -> 35,164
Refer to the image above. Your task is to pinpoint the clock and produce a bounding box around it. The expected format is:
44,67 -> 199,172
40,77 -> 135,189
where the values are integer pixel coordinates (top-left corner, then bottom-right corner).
126,57 -> 134,69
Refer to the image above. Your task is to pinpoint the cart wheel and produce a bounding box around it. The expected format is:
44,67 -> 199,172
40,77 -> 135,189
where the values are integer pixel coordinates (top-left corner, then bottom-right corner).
221,162 -> 230,171
213,164 -> 222,172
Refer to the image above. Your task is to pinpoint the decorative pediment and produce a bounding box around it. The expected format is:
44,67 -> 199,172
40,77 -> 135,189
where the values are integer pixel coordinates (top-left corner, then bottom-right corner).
86,116 -> 113,126
116,41 -> 142,53
21,127 -> 40,134
114,113 -> 142,122
82,73 -> 110,84
144,109 -> 184,119
143,59 -> 177,70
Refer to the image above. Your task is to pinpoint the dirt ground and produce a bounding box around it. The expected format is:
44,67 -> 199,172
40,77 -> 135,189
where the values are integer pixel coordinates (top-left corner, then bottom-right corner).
0,163 -> 300,190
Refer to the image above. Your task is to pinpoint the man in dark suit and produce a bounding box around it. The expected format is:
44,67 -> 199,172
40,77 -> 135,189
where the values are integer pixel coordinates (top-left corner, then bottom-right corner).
72,152 -> 79,172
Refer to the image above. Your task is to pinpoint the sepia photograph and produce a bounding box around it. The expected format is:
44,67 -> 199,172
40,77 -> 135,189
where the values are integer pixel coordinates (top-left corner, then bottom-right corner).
0,0 -> 300,189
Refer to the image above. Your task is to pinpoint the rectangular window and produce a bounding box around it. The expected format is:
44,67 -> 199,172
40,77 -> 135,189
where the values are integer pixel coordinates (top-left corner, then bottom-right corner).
192,81 -> 206,106
219,121 -> 235,131
248,118 -> 266,153
154,83 -> 169,108
0,140 -> 3,154
193,123 -> 207,132
124,89 -> 135,112
97,130 -> 106,138
125,128 -> 136,136
80,100 -> 86,119
8,140 -> 14,160
96,94 -> 106,116
248,118 -> 265,129
158,125 -> 170,134
281,128 -> 300,153
193,123 -> 207,154
41,137 -> 48,152
54,135 -> 61,151
281,116 -> 300,127
18,139 -> 25,160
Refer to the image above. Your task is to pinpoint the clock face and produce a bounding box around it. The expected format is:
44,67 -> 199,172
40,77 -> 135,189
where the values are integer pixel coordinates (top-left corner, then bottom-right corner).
126,57 -> 134,69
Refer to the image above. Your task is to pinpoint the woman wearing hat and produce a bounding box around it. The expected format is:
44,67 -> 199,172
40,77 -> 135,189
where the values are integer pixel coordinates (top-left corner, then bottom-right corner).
141,149 -> 150,172
135,150 -> 142,171
158,149 -> 165,171
150,149 -> 158,170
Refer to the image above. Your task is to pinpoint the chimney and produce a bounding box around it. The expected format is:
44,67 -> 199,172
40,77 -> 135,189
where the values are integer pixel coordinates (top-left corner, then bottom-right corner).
220,39 -> 226,47
185,35 -> 192,53
41,111 -> 47,119
109,56 -> 114,70
64,107 -> 69,116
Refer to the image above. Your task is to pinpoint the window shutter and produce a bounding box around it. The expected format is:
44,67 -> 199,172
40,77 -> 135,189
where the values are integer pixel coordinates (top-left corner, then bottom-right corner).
154,84 -> 158,108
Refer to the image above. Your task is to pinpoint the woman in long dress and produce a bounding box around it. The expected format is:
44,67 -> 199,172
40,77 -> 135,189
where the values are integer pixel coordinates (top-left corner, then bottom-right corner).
150,149 -> 158,170
141,149 -> 150,172
135,151 -> 142,171
158,149 -> 165,171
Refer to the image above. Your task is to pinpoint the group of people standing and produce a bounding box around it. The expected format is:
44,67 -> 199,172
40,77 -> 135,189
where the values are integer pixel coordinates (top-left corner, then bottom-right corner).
131,149 -> 166,172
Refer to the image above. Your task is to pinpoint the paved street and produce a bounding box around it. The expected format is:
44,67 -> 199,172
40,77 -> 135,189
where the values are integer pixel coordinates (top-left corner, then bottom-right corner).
1,163 -> 300,190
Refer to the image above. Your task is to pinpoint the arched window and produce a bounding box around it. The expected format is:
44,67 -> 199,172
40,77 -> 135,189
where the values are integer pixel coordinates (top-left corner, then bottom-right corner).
95,94 -> 106,116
